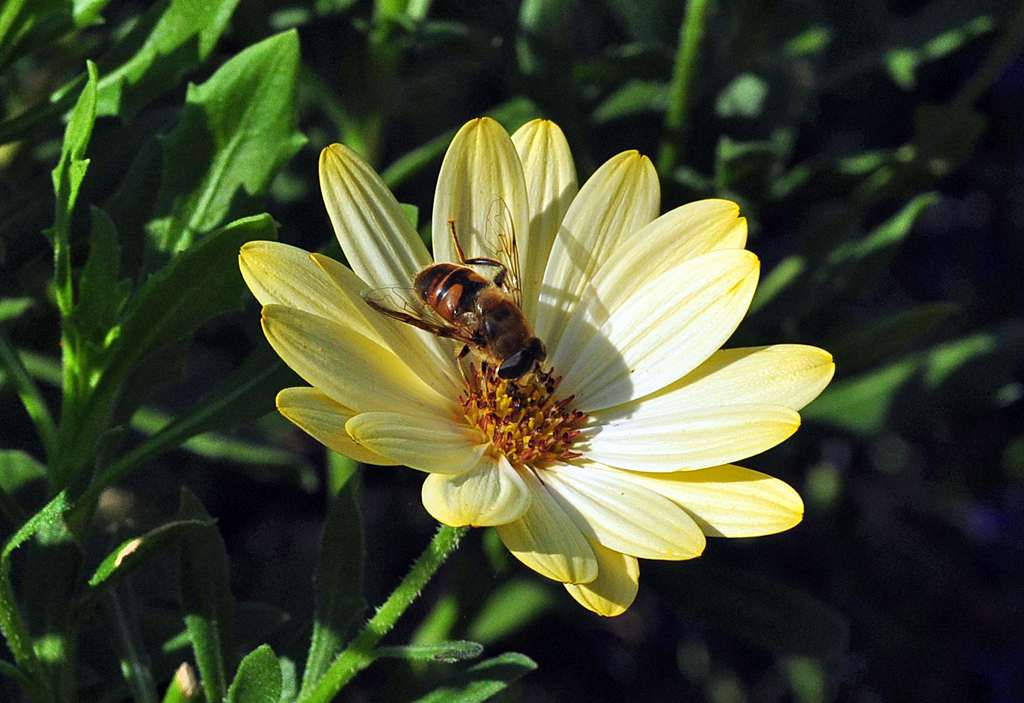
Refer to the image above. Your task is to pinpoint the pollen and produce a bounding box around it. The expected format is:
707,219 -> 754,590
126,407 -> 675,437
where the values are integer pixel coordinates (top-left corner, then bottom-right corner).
461,363 -> 587,467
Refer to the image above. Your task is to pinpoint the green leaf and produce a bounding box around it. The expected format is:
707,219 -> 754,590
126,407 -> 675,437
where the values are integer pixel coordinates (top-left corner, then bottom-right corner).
226,645 -> 281,703
466,579 -> 551,644
147,30 -> 306,253
0,0 -> 71,74
76,518 -> 212,621
92,0 -> 242,118
592,79 -> 668,123
375,640 -> 484,663
715,73 -> 769,119
647,560 -> 849,660
161,663 -> 202,703
0,449 -> 47,495
803,322 -> 1024,434
830,302 -> 960,373
300,469 -> 365,695
0,298 -> 34,322
179,489 -> 236,703
407,652 -> 537,703
107,214 -> 277,383
46,60 -> 98,318
72,206 -> 128,353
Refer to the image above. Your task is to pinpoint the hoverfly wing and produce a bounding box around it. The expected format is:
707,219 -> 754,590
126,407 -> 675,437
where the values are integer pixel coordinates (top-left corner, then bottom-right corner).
361,287 -> 475,345
484,198 -> 523,306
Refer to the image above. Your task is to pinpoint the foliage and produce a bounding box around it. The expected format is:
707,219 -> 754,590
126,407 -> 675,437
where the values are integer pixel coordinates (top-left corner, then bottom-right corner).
1,0 -> 1022,701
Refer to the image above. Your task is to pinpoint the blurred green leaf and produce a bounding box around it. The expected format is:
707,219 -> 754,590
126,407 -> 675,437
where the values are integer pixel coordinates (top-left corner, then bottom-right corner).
92,0 -> 242,118
301,469 -> 365,695
0,450 -> 46,495
466,579 -> 551,645
147,30 -> 306,253
0,298 -> 34,322
884,15 -> 995,89
592,79 -> 668,123
784,26 -> 830,57
407,652 -> 538,703
179,488 -> 236,703
235,602 -> 291,647
715,73 -> 769,119
647,560 -> 849,660
375,640 -> 484,663
748,255 -> 805,314
803,322 -> 1024,434
226,645 -> 281,703
71,206 -> 128,354
830,302 -> 961,373
0,0 -> 71,74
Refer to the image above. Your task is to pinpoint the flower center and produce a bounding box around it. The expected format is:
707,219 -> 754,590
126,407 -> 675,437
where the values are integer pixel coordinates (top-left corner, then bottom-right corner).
460,363 -> 587,467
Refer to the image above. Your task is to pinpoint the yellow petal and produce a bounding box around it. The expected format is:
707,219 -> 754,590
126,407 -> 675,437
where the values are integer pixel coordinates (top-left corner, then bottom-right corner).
563,541 -> 639,617
319,144 -> 432,289
511,119 -> 578,320
541,462 -> 706,560
239,241 -> 385,345
421,454 -> 532,527
619,345 -> 836,415
536,150 -> 659,351
310,252 -> 463,398
585,404 -> 800,472
432,118 -> 529,279
560,249 -> 760,412
625,465 -> 805,537
550,200 -> 747,366
345,411 -> 489,475
495,470 -> 598,584
276,387 -> 397,465
261,304 -> 454,415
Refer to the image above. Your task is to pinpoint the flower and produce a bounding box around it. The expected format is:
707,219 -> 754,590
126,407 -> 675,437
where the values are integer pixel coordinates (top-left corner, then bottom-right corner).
239,118 -> 834,616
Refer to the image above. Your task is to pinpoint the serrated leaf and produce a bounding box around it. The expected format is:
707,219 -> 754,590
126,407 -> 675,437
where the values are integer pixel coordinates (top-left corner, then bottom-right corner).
147,30 -> 306,253
107,214 -> 277,382
179,489 -> 236,703
408,652 -> 537,703
300,470 -> 365,695
226,645 -> 281,703
93,0 -> 241,118
647,560 -> 849,660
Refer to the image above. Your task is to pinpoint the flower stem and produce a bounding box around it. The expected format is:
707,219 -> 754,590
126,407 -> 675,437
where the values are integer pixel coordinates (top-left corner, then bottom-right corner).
298,524 -> 469,703
657,0 -> 713,176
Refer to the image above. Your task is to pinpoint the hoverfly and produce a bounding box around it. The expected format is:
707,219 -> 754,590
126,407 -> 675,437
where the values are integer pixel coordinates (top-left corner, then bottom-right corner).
362,202 -> 546,380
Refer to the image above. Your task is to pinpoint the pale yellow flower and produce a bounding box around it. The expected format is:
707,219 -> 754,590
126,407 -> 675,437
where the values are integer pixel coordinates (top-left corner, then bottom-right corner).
239,118 -> 834,616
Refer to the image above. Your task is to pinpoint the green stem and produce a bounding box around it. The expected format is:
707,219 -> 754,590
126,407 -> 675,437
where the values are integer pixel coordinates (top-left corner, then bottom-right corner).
657,0 -> 713,176
299,524 -> 469,703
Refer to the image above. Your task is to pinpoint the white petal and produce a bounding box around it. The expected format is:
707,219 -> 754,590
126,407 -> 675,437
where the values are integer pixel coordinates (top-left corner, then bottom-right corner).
276,387 -> 397,465
625,465 -> 804,537
345,411 -> 488,475
535,151 -> 659,351
563,541 -> 639,617
310,253 -> 463,397
610,345 -> 836,415
421,454 -> 531,527
495,470 -> 598,584
584,404 -> 801,472
560,249 -> 759,412
319,144 -> 432,289
261,304 -> 454,415
540,462 -> 706,560
549,200 -> 747,370
432,118 -> 529,279
511,119 -> 578,320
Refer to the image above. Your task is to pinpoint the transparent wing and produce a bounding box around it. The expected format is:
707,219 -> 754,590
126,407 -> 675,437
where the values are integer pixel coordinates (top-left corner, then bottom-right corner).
484,198 -> 522,306
361,287 -> 476,346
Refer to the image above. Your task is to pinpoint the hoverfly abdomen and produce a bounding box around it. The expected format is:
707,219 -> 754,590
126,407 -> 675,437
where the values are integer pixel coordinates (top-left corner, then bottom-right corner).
414,263 -> 490,323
